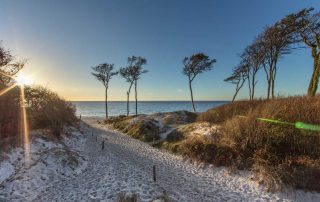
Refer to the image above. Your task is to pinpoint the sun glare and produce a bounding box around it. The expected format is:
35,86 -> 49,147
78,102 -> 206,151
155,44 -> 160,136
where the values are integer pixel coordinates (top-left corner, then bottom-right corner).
15,74 -> 33,86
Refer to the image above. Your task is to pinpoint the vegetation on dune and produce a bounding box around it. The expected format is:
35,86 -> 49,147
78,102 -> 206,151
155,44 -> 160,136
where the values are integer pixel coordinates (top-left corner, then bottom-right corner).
0,43 -> 77,151
106,115 -> 161,142
24,86 -> 77,137
109,96 -> 319,191
185,96 -> 319,191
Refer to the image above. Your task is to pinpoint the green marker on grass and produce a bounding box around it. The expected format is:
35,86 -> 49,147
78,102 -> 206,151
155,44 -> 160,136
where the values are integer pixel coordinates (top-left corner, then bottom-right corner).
238,116 -> 320,132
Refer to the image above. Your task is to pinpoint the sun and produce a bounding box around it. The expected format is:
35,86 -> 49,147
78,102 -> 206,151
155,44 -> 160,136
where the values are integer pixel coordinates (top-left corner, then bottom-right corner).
15,74 -> 33,86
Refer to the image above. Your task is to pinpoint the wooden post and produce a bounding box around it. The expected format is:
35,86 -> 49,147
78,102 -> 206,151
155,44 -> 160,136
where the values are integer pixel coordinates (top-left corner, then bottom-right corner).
102,141 -> 104,150
96,136 -> 97,142
80,115 -> 81,120
153,165 -> 156,182
92,132 -> 93,137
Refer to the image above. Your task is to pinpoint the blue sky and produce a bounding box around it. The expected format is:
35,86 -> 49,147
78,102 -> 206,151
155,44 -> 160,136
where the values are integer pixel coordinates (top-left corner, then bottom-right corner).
0,0 -> 319,101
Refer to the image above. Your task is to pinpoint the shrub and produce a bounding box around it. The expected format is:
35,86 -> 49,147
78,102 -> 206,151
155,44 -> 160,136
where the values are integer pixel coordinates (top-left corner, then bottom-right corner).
117,193 -> 138,202
24,86 -> 77,137
178,136 -> 236,166
0,86 -> 21,151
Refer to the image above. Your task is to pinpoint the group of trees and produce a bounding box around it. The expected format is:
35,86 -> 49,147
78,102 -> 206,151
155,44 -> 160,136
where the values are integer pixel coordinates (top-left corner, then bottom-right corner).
93,8 -> 320,117
92,53 -> 217,118
91,56 -> 148,118
225,8 -> 320,101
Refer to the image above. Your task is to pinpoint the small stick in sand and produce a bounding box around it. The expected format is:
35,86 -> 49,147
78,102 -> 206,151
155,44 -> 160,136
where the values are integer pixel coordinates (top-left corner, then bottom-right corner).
102,141 -> 104,150
153,165 -> 156,182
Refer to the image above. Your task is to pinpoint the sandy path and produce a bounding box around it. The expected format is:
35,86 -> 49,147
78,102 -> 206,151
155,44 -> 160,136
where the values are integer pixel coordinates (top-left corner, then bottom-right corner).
34,119 -> 318,202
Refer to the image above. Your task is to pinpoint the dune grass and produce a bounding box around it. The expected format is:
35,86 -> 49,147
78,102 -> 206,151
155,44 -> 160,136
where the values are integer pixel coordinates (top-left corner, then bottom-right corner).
177,95 -> 320,191
106,96 -> 320,191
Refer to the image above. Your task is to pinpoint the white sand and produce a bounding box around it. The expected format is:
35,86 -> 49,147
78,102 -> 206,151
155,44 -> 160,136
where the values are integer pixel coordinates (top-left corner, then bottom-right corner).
0,117 -> 319,201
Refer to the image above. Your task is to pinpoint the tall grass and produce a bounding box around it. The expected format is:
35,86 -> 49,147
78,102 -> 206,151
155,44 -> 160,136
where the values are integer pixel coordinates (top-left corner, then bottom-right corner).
170,96 -> 320,191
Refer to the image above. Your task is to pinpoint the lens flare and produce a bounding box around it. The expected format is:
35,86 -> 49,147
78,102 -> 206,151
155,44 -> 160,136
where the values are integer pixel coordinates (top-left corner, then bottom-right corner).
0,83 -> 18,96
16,74 -> 33,86
20,85 -> 30,161
0,71 -> 31,161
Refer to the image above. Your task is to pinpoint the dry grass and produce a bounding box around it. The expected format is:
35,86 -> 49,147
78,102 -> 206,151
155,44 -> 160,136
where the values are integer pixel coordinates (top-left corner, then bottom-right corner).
117,193 -> 138,202
197,99 -> 264,123
108,96 -> 320,192
107,116 -> 161,142
194,95 -> 320,191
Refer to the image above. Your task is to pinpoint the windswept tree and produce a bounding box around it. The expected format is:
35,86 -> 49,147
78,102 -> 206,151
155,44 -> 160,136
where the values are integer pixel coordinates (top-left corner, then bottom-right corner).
183,53 -> 216,112
241,40 -> 264,100
120,56 -> 148,116
120,65 -> 135,116
92,63 -> 118,119
283,8 -> 320,96
132,56 -> 147,115
259,22 -> 296,99
224,64 -> 247,102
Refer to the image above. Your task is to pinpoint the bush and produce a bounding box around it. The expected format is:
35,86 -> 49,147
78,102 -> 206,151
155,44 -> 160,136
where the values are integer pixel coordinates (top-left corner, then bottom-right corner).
0,86 -> 21,151
24,86 -> 77,137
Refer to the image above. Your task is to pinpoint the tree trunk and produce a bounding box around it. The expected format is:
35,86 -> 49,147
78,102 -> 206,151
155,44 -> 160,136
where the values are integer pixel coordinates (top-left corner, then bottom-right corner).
232,79 -> 245,102
135,80 -> 138,115
251,74 -> 255,100
308,52 -> 320,96
105,87 -> 108,119
126,82 -> 134,116
266,68 -> 271,100
247,76 -> 252,100
271,70 -> 276,99
126,91 -> 129,116
189,80 -> 196,112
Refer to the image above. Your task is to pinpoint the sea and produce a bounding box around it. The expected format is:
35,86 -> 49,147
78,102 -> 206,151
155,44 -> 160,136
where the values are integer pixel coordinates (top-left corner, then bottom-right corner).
71,101 -> 228,117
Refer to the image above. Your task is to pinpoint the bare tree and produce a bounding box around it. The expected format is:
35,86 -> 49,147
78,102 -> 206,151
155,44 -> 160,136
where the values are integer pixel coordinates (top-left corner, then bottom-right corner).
283,8 -> 320,96
92,63 -> 118,119
120,56 -> 147,116
224,64 -> 247,102
183,53 -> 216,112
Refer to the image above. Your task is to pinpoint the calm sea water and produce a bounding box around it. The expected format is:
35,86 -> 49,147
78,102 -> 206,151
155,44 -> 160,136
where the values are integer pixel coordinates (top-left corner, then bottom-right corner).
71,101 -> 228,117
